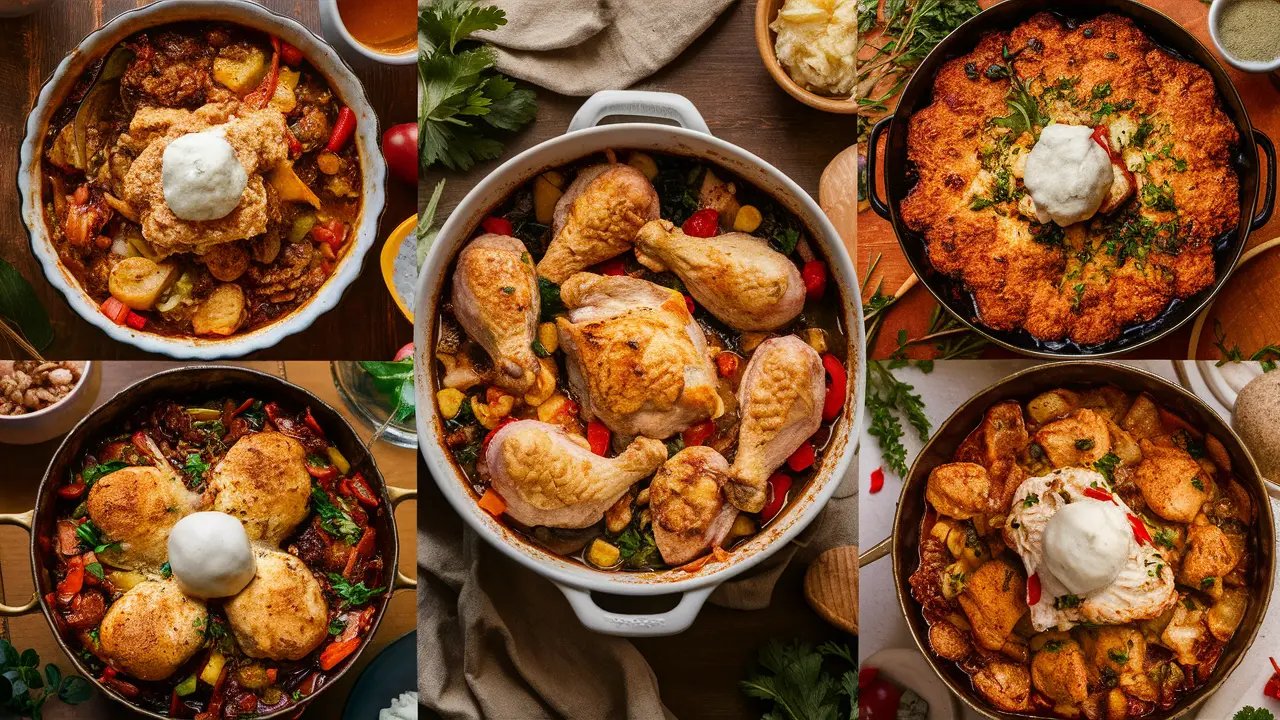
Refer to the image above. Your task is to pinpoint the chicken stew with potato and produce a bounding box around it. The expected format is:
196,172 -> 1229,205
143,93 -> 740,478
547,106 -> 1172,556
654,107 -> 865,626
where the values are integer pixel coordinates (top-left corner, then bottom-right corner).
909,384 -> 1257,716
45,394 -> 386,717
430,150 -> 850,572
41,22 -> 363,339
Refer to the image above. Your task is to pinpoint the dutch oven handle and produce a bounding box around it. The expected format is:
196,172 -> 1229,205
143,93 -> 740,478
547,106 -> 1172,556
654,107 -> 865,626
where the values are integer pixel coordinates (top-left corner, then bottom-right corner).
556,584 -> 715,637
859,536 -> 892,568
0,510 -> 39,616
1253,129 -> 1276,231
387,486 -> 418,592
865,116 -> 894,221
567,90 -> 712,136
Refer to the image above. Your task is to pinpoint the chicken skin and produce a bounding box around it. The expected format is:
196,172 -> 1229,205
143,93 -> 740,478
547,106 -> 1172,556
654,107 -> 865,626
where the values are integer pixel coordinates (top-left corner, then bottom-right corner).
99,580 -> 207,681
556,272 -> 722,438
633,220 -> 805,331
1032,409 -> 1112,468
224,549 -> 328,661
485,419 -> 668,528
87,466 -> 198,571
209,432 -> 311,545
1133,440 -> 1207,523
727,336 -> 824,512
650,446 -> 738,565
537,163 -> 660,283
452,234 -> 541,393
926,462 -> 991,520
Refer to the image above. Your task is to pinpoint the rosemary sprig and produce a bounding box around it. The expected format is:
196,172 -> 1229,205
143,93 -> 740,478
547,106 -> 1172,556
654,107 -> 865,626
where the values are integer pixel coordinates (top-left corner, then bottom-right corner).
1213,320 -> 1280,371
865,360 -> 932,476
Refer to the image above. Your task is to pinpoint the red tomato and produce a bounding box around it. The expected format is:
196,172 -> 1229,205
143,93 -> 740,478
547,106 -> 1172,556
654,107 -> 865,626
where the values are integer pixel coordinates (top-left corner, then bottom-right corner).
857,667 -> 903,719
681,420 -> 714,447
786,441 -> 815,472
802,261 -> 827,300
481,217 -> 514,236
393,343 -> 414,361
821,354 -> 847,422
586,421 -> 611,456
382,122 -> 418,185
681,209 -> 719,238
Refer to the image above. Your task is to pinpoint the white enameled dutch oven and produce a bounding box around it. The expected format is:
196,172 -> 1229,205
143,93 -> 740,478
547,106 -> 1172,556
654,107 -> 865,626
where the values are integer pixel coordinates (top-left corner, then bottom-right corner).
17,0 -> 387,358
414,90 -> 865,636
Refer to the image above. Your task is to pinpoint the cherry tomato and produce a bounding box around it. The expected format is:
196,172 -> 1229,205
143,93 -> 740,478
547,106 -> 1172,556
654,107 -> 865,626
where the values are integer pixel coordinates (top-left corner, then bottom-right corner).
760,472 -> 792,522
481,217 -> 514,236
821,354 -> 847,422
393,343 -> 414,362
681,208 -> 719,238
858,666 -> 903,719
381,122 -> 418,185
786,441 -> 815,472
802,260 -> 827,300
587,421 -> 611,456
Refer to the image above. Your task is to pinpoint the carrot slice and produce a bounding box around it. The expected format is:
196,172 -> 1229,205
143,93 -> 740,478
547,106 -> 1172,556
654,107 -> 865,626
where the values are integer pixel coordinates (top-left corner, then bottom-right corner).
478,489 -> 506,517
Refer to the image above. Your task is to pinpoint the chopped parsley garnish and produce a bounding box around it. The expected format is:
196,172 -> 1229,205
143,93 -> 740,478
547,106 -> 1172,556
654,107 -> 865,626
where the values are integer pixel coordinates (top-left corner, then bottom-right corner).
75,519 -> 121,555
328,618 -> 348,635
1091,81 -> 1112,99
1093,453 -> 1121,482
532,339 -> 550,357
1201,577 -> 1215,589
1141,181 -> 1177,212
1191,476 -> 1205,492
1075,439 -> 1095,451
160,561 -> 173,579
1153,528 -> 1177,550
81,460 -> 129,488
1108,648 -> 1129,664
1022,494 -> 1040,508
1054,594 -> 1083,610
327,574 -> 386,607
500,286 -> 515,294
84,562 -> 104,581
311,485 -> 363,545
183,453 -> 210,489
1043,640 -> 1065,652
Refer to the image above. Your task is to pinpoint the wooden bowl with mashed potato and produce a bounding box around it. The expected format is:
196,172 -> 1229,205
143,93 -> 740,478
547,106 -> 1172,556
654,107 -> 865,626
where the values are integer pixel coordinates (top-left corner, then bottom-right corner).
754,0 -> 858,114
862,361 -> 1274,719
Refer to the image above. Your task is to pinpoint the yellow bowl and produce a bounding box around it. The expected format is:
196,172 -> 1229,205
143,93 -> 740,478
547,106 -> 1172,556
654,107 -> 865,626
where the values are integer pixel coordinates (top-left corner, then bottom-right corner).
380,214 -> 418,323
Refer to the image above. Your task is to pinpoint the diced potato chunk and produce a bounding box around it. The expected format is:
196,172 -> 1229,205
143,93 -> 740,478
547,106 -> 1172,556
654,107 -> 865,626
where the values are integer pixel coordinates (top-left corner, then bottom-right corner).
436,388 -> 465,419
191,284 -> 247,336
1207,587 -> 1248,641
537,322 -> 558,354
104,569 -> 147,592
626,152 -> 659,180
109,257 -> 178,310
522,358 -> 558,407
1026,389 -> 1079,424
534,172 -> 565,224
213,45 -> 268,94
269,67 -> 300,114
587,538 -> 621,568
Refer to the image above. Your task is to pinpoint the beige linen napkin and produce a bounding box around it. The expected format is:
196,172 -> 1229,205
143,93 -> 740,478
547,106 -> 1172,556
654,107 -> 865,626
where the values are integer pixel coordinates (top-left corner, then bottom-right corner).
473,0 -> 739,96
418,455 -> 857,719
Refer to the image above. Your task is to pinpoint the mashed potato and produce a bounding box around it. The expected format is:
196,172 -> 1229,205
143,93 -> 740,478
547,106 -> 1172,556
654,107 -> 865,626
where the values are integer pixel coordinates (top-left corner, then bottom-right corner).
770,0 -> 856,96
380,691 -> 418,720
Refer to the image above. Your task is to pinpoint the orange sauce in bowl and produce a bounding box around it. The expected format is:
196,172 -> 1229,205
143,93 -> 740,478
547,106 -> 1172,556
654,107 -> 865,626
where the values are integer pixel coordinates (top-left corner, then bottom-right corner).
336,0 -> 416,55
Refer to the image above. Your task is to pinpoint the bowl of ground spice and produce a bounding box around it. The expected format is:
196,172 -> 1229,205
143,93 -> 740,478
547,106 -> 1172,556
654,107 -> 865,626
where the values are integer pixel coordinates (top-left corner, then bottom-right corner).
1210,0 -> 1280,73
0,361 -> 100,445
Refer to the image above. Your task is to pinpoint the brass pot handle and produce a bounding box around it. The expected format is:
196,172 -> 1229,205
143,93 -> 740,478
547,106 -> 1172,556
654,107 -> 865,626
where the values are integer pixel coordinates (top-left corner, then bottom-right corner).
386,486 -> 417,592
0,510 -> 39,617
859,536 -> 893,568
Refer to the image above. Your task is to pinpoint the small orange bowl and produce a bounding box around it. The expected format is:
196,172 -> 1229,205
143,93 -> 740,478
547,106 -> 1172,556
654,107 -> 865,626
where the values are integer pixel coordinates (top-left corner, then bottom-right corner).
753,0 -> 858,114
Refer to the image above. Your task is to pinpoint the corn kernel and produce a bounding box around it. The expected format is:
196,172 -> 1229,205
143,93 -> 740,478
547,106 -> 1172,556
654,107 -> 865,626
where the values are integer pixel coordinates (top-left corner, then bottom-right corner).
587,538 -> 621,568
436,388 -> 465,419
537,322 -> 559,354
523,358 -> 558,407
734,204 -> 763,232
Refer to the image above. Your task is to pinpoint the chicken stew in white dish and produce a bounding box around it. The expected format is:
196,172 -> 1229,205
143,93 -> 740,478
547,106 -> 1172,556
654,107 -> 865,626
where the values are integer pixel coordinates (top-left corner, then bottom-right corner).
909,384 -> 1257,716
430,150 -> 849,572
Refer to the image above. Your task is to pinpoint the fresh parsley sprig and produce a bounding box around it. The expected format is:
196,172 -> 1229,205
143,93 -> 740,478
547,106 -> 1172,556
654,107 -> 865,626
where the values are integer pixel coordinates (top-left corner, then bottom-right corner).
311,485 -> 363,546
865,361 -> 932,477
327,574 -> 386,608
740,639 -> 856,720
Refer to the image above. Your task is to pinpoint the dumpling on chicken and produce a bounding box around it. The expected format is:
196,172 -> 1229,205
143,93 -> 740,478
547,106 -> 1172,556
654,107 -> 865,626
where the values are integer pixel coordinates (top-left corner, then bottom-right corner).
650,446 -> 738,565
224,549 -> 329,661
209,432 -> 311,545
556,273 -> 722,438
537,163 -> 660,283
86,466 -> 198,570
1132,440 -> 1207,523
99,580 -> 206,681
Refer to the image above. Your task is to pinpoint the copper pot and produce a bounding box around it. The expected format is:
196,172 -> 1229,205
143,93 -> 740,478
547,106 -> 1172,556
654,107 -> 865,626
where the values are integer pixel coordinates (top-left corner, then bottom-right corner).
0,366 -> 416,718
861,361 -> 1275,719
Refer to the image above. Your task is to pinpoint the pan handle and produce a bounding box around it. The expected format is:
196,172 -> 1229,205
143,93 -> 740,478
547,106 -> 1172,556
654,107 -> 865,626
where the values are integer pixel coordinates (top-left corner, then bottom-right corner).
859,535 -> 893,568
1252,129 -> 1276,232
0,510 -> 39,617
386,486 -> 418,592
865,116 -> 893,221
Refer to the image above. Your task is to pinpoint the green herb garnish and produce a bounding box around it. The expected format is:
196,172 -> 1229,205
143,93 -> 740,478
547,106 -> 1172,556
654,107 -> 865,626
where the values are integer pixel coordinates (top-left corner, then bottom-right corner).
327,574 -> 386,608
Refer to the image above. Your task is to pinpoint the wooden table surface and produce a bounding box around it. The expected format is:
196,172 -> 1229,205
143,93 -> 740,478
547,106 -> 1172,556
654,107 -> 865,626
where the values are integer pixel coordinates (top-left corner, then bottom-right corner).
0,362 -> 418,719
0,0 -> 416,361
422,1 -> 856,717
859,0 -> 1280,361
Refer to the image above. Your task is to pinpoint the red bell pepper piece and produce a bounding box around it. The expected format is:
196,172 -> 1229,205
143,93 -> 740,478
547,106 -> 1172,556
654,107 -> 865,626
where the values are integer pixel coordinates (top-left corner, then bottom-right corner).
684,295 -> 696,316
586,421 -> 611,456
1027,572 -> 1042,606
681,420 -> 714,448
681,208 -> 719,238
1127,513 -> 1152,546
230,398 -> 255,418
596,257 -> 626,276
715,352 -> 739,378
319,638 -> 361,671
481,417 -> 518,457
57,554 -> 84,601
124,310 -> 147,331
311,219 -> 347,252
99,667 -> 140,698
342,527 -> 376,581
1265,657 -> 1280,700
480,216 -> 514,236
326,106 -> 357,152
304,407 -> 327,438
821,354 -> 847,422
100,296 -> 129,325
306,458 -> 339,482
870,467 -> 885,494
285,127 -> 302,156
169,690 -> 184,718
761,472 -> 792,522
335,606 -> 375,643
243,36 -> 281,110
280,40 -> 304,66
802,260 -> 827,300
195,664 -> 228,720
348,473 -> 379,508
57,481 -> 86,500
786,441 -> 815,472
1083,487 -> 1115,503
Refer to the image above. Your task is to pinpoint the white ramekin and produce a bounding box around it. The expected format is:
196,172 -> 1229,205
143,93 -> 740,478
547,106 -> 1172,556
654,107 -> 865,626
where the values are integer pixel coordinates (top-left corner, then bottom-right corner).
414,90 -> 865,637
0,362 -> 100,445
18,0 -> 388,358
318,0 -> 415,67
1208,0 -> 1280,74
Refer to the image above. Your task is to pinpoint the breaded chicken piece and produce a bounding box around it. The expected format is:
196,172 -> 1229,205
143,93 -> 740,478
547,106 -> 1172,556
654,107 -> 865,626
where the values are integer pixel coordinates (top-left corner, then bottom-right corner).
981,401 -> 1030,513
87,465 -> 197,570
929,621 -> 972,661
1160,602 -> 1209,666
1031,638 -> 1088,705
926,463 -> 991,520
1177,524 -> 1238,598
958,559 -> 1028,652
537,164 -> 660,284
99,580 -> 206,681
224,549 -> 328,661
1033,409 -> 1112,468
1132,440 -> 1207,523
1086,626 -> 1157,702
972,661 -> 1033,712
209,432 -> 310,545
